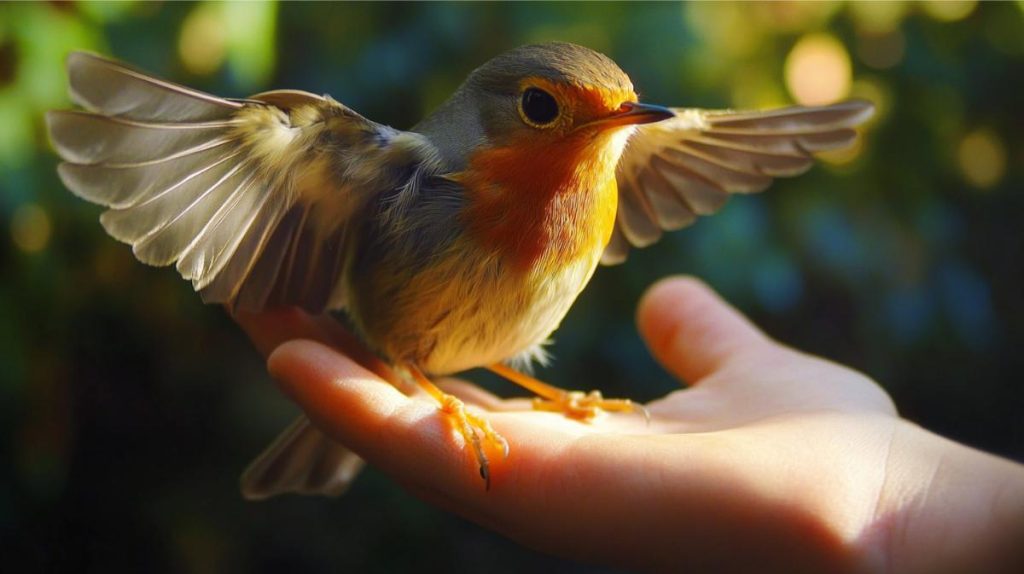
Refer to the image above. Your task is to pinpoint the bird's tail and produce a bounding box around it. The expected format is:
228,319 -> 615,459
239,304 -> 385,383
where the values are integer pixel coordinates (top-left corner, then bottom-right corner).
241,415 -> 365,500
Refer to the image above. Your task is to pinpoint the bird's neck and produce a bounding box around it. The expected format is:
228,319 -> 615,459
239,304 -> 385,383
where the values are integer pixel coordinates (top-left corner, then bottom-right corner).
459,129 -> 629,272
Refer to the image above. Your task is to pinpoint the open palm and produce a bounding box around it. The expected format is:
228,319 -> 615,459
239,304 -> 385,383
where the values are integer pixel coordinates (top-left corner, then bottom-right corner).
237,277 -> 913,573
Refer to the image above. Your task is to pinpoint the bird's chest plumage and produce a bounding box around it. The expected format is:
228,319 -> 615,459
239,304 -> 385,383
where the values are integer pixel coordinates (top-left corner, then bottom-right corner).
404,237 -> 606,374
348,133 -> 622,374
459,133 -> 621,273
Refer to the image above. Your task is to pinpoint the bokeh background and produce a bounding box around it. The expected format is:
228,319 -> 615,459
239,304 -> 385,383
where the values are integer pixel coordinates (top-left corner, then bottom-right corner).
1,1 -> 1021,572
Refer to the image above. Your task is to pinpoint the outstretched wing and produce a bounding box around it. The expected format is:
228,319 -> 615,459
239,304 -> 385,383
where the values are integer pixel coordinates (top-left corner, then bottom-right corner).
48,52 -> 430,312
604,100 -> 874,264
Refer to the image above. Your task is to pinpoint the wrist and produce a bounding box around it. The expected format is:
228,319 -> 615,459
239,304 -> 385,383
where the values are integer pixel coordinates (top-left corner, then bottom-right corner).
858,421 -> 1024,574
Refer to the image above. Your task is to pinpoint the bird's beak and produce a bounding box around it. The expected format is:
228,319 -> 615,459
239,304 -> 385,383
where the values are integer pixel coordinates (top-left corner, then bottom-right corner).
595,101 -> 675,128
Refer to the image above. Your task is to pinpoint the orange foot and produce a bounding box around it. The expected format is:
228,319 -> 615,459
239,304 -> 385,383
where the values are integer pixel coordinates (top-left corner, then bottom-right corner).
488,363 -> 648,423
406,365 -> 509,488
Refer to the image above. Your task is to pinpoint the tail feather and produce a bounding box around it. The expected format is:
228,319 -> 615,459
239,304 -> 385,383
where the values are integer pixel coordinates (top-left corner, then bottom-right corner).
241,416 -> 365,500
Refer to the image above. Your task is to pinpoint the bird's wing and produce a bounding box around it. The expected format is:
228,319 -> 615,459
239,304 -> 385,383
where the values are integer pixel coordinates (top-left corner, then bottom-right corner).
604,99 -> 874,265
48,51 -> 431,313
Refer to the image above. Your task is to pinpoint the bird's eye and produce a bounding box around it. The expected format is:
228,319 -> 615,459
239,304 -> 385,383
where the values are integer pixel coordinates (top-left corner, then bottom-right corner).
519,87 -> 560,127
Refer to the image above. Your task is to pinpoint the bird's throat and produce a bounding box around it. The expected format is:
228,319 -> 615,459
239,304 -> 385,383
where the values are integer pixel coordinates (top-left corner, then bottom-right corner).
459,131 -> 625,271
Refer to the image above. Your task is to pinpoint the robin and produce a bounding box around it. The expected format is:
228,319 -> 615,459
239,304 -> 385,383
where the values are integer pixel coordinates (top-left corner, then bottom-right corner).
47,42 -> 873,498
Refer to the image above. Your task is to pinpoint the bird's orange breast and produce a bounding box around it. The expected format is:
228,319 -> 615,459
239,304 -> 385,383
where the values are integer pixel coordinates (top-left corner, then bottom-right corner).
458,130 -> 621,272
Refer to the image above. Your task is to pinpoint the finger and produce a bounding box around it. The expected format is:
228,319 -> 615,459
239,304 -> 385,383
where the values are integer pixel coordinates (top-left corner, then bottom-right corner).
636,276 -> 773,385
266,340 -> 491,494
267,340 -> 431,462
234,307 -> 333,357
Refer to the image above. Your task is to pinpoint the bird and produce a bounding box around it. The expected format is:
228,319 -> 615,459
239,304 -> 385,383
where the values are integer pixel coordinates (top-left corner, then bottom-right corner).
47,42 -> 874,499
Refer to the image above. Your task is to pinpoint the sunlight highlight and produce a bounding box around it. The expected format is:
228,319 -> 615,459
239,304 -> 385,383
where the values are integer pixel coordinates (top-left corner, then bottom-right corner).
848,0 -> 908,33
921,0 -> 977,22
958,128 -> 1007,190
179,3 -> 226,76
785,33 -> 852,105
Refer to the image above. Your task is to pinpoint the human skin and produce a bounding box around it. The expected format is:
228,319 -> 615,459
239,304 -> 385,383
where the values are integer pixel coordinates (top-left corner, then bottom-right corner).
235,277 -> 1024,573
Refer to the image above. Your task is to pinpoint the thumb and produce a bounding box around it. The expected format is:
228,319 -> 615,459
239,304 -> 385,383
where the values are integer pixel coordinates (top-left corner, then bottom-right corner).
636,276 -> 772,385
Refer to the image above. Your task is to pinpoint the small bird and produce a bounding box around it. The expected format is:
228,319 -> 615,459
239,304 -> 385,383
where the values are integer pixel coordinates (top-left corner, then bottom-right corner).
47,42 -> 873,498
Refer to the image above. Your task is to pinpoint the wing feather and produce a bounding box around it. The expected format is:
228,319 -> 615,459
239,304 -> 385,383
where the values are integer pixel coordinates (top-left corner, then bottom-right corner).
662,145 -> 774,192
636,165 -> 698,229
650,155 -> 729,215
681,139 -> 814,177
50,51 -> 431,313
175,169 -> 266,283
47,110 -> 232,165
56,143 -> 238,209
200,190 -> 292,307
96,151 -> 245,247
67,51 -> 240,122
690,129 -> 860,155
615,170 -> 663,248
703,99 -> 873,131
605,99 -> 873,264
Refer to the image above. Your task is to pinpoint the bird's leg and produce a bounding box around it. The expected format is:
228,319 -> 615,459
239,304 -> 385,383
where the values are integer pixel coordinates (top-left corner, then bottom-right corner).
487,363 -> 647,422
404,365 -> 509,489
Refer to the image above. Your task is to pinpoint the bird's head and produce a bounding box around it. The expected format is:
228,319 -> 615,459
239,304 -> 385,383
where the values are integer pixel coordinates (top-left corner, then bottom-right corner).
428,43 -> 675,269
465,42 -> 673,151
417,42 -> 673,173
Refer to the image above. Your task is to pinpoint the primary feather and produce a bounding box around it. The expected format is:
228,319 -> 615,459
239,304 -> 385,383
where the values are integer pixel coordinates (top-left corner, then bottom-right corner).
47,51 -> 431,313
604,99 -> 874,264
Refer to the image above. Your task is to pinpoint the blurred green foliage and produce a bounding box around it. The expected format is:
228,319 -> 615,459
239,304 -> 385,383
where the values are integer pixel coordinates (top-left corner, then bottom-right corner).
1,1 -> 1022,572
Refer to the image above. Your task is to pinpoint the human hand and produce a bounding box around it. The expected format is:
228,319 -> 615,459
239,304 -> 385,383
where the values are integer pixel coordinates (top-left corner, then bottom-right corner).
236,277 -> 1024,573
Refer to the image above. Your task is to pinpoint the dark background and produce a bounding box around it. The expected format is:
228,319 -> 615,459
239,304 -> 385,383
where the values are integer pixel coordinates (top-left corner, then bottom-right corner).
1,1 -> 1021,572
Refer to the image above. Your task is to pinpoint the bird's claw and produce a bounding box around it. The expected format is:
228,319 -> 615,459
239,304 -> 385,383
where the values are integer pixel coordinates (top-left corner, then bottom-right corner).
532,390 -> 649,423
440,395 -> 509,489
